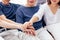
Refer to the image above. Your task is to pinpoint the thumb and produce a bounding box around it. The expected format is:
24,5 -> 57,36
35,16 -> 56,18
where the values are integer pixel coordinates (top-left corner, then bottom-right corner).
29,22 -> 33,26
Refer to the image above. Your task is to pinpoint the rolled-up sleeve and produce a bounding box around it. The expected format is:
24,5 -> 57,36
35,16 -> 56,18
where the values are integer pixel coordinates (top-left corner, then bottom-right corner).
33,5 -> 45,21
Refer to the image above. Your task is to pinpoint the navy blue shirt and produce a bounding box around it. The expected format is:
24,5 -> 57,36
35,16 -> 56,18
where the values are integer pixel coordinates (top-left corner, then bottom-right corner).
0,2 -> 20,32
16,6 -> 43,30
0,2 -> 20,21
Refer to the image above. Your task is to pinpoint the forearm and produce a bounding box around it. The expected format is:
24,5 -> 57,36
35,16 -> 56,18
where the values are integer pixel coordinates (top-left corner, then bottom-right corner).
0,15 -> 23,29
29,16 -> 39,24
0,19 -> 22,29
0,15 -> 21,25
2,18 -> 21,25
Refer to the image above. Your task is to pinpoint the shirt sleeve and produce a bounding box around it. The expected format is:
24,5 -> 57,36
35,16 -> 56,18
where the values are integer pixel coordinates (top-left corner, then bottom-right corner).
33,5 -> 45,21
0,8 -> 3,15
16,7 -> 24,24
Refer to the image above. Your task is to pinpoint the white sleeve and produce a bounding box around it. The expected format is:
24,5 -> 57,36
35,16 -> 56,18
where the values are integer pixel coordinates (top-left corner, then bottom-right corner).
33,5 -> 45,21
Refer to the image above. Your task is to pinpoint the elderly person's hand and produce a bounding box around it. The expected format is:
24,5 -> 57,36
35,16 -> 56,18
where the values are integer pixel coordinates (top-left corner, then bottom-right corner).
24,26 -> 36,36
21,22 -> 36,36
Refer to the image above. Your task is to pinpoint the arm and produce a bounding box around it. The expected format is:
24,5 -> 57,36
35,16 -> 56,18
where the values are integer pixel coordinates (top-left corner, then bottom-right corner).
0,7 -> 23,30
0,19 -> 22,29
0,15 -> 22,25
20,5 -> 45,29
29,16 -> 39,24
0,15 -> 23,29
29,5 -> 45,25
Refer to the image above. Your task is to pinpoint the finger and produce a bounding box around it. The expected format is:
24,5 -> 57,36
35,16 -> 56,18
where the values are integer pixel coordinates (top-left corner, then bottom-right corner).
23,29 -> 31,34
31,30 -> 36,36
29,31 -> 34,36
23,29 -> 33,35
29,22 -> 33,26
27,29 -> 36,36
27,26 -> 35,30
30,26 -> 35,30
26,22 -> 32,27
23,29 -> 36,36
23,22 -> 28,27
25,30 -> 32,35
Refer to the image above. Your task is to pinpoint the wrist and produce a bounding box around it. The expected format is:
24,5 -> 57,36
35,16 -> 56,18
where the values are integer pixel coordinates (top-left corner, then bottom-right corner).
29,21 -> 33,25
17,24 -> 23,29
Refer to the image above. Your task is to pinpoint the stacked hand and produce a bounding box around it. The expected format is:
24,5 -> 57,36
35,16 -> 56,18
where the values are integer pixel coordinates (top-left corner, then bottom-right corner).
21,22 -> 36,36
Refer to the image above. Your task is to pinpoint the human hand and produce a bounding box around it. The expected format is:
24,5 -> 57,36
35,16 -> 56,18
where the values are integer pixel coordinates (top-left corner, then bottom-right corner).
22,21 -> 33,29
19,22 -> 36,36
21,22 -> 35,36
23,26 -> 36,36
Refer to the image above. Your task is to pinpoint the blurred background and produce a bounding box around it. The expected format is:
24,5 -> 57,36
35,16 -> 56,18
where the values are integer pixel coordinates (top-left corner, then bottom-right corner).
0,0 -> 46,5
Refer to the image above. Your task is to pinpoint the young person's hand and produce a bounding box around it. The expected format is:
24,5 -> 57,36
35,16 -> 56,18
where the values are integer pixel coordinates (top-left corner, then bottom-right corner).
20,22 -> 36,36
22,21 -> 33,29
